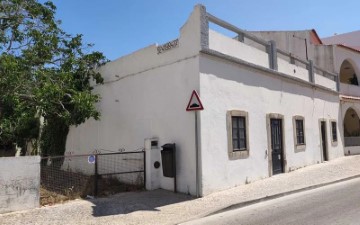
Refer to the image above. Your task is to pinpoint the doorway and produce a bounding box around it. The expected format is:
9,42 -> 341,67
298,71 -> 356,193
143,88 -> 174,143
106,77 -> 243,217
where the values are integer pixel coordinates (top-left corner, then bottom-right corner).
320,121 -> 328,161
270,118 -> 284,175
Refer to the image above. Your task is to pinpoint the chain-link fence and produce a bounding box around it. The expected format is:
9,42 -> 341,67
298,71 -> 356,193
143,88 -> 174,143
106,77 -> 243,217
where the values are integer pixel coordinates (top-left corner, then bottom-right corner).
40,151 -> 145,204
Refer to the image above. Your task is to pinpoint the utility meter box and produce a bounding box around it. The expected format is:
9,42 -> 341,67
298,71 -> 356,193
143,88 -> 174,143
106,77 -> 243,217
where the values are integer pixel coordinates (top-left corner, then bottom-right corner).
161,143 -> 176,178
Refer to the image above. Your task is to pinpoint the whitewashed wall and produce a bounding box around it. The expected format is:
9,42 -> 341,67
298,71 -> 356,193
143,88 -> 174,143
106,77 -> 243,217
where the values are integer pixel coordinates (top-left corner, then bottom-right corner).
277,57 -> 309,82
209,30 -> 269,68
315,73 -> 337,91
199,55 -> 343,195
66,47 -> 199,195
340,83 -> 360,97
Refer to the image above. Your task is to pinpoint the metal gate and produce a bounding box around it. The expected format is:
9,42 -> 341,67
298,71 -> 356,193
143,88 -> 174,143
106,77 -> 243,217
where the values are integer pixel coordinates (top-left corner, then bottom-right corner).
94,151 -> 146,196
40,150 -> 145,203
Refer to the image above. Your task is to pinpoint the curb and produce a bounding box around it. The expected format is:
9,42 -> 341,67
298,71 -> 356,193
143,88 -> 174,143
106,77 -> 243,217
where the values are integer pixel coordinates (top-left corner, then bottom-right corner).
204,174 -> 360,217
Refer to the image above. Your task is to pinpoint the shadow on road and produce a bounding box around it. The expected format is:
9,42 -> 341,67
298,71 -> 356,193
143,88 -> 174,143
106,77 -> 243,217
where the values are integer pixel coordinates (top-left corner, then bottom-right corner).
88,189 -> 194,217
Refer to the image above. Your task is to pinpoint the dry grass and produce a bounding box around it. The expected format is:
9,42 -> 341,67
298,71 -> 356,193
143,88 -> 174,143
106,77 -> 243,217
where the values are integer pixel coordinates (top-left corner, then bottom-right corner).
40,188 -> 74,206
40,177 -> 144,206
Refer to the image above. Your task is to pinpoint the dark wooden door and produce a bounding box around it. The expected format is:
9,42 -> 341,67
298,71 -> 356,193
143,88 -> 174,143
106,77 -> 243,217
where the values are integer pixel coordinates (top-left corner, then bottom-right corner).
321,121 -> 328,161
271,119 -> 284,175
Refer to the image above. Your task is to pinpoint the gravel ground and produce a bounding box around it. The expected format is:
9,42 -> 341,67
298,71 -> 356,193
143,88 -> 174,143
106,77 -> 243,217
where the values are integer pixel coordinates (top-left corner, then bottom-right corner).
1,155 -> 360,225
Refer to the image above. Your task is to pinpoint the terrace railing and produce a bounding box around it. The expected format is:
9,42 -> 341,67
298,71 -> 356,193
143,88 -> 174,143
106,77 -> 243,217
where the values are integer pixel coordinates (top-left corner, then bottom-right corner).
206,12 -> 339,92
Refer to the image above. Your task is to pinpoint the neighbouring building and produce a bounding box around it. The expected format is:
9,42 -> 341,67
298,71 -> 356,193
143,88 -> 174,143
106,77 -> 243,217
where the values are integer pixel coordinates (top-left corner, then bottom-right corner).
65,5 -> 360,196
322,31 -> 360,155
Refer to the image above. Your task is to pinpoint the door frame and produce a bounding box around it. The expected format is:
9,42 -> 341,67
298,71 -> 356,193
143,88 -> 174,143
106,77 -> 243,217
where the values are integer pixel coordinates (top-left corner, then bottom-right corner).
319,119 -> 328,162
266,113 -> 287,177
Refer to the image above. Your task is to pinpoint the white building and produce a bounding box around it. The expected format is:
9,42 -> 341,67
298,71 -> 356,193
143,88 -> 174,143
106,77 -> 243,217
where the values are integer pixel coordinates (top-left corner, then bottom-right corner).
65,5 -> 360,196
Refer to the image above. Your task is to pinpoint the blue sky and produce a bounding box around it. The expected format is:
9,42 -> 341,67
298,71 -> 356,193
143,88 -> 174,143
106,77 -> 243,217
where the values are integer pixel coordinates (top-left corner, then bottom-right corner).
49,0 -> 360,60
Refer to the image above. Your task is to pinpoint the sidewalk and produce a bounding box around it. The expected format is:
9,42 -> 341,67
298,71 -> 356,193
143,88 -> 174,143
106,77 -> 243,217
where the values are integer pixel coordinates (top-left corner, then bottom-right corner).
1,155 -> 360,225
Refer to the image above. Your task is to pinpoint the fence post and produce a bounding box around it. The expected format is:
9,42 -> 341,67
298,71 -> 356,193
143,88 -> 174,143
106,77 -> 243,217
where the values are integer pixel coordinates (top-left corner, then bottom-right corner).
94,154 -> 98,197
308,60 -> 314,83
267,40 -> 278,71
237,33 -> 244,42
143,150 -> 146,189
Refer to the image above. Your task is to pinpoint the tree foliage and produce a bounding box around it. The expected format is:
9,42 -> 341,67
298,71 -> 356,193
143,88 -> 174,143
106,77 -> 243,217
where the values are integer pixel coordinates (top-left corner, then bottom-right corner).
0,0 -> 107,155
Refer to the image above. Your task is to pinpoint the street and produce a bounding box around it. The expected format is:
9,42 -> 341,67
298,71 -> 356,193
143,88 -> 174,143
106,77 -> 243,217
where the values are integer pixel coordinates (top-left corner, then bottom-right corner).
2,156 -> 360,225
184,177 -> 360,225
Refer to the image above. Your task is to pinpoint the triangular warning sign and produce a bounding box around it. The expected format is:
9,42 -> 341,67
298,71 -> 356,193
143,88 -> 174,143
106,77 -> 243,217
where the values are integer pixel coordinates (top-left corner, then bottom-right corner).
186,90 -> 204,111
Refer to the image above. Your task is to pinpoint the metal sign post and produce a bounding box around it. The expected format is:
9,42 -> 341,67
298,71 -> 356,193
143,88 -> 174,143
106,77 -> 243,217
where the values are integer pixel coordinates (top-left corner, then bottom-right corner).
186,90 -> 204,198
194,111 -> 200,197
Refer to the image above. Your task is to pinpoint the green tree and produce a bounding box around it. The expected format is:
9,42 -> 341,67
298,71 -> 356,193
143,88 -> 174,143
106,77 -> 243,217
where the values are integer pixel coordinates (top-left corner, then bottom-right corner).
0,0 -> 107,155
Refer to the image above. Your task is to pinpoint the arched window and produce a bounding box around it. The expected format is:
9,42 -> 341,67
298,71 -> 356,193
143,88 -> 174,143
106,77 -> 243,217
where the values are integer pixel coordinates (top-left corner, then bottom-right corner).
340,60 -> 358,85
344,108 -> 360,137
344,107 -> 360,147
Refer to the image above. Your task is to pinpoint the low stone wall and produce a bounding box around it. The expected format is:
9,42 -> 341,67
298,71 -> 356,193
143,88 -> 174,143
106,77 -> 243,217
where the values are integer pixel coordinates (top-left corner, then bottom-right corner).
0,156 -> 40,214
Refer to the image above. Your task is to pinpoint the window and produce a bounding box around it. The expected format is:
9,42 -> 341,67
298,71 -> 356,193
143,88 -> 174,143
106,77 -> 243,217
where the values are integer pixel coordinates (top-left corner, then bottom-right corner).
331,120 -> 338,145
293,116 -> 306,151
227,110 -> 249,160
232,116 -> 247,150
295,119 -> 305,145
331,122 -> 337,141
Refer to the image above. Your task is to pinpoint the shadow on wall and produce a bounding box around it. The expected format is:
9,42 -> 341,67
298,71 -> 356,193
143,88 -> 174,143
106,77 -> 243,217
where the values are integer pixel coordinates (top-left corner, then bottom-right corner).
89,189 -> 193,217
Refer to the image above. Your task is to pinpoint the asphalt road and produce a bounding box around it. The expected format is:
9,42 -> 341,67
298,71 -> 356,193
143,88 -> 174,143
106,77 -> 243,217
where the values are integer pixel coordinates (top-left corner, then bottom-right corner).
184,178 -> 360,225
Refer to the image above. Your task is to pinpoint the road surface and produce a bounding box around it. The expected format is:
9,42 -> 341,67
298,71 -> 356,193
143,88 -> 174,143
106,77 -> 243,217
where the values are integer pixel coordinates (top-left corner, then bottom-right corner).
184,178 -> 360,225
